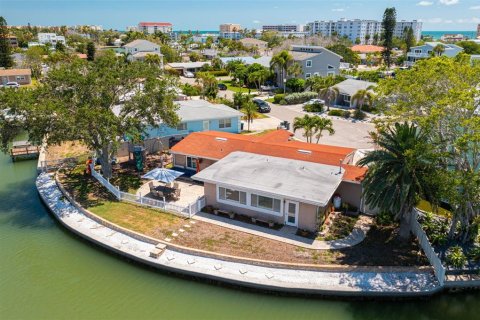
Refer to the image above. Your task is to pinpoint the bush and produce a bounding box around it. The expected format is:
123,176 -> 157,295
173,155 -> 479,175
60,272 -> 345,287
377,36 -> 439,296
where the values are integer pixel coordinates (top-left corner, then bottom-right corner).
342,110 -> 351,118
273,94 -> 285,104
353,109 -> 366,120
283,92 -> 317,105
446,246 -> 467,268
196,70 -> 229,78
468,246 -> 480,262
328,109 -> 344,117
376,211 -> 394,226
303,102 -> 324,113
286,78 -> 305,93
182,84 -> 202,96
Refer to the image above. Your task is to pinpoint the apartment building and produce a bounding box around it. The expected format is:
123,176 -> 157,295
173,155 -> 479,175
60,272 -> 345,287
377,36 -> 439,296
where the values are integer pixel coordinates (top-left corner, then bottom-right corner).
138,22 -> 173,34
37,33 -> 66,45
219,23 -> 242,40
262,24 -> 303,33
308,19 -> 422,44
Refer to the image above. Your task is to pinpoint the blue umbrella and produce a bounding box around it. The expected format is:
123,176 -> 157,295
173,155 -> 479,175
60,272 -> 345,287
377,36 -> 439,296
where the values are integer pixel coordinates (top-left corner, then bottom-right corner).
141,168 -> 184,184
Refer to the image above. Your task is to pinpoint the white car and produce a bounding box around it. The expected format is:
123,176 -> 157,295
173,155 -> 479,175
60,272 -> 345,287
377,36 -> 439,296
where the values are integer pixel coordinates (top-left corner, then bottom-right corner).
303,98 -> 325,106
3,82 -> 20,89
183,71 -> 194,78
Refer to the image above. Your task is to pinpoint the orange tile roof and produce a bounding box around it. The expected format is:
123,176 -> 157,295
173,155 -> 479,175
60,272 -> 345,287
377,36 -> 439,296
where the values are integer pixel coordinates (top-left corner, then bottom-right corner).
171,130 -> 367,182
351,45 -> 384,53
76,53 -> 87,59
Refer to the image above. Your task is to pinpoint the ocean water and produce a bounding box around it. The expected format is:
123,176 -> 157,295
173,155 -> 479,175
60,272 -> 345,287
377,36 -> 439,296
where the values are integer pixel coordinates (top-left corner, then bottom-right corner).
422,31 -> 477,40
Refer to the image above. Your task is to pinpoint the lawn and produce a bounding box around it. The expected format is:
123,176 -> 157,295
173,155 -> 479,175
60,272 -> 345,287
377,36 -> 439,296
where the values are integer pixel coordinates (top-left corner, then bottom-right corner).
219,80 -> 256,93
46,141 -> 90,162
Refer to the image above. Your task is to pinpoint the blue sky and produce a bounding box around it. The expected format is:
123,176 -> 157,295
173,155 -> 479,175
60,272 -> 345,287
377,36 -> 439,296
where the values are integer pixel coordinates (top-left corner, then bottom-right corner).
1,0 -> 479,31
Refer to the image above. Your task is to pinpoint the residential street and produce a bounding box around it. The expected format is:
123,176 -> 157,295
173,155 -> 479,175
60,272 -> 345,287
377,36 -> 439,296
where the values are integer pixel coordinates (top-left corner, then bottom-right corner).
266,103 -> 376,149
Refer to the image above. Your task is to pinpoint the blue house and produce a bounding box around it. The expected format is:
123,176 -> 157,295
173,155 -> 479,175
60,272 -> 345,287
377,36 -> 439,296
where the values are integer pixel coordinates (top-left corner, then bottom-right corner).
145,99 -> 243,139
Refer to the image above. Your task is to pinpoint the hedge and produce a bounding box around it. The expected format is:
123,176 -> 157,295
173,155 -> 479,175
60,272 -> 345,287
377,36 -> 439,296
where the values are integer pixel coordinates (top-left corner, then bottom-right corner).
328,110 -> 344,116
283,92 -> 317,105
273,94 -> 285,104
197,70 -> 229,77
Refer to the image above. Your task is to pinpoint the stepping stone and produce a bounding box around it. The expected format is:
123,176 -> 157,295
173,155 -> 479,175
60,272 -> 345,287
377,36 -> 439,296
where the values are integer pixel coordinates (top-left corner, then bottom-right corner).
239,268 -> 248,275
214,264 -> 223,270
178,229 -> 185,233
164,237 -> 172,242
172,233 -> 178,237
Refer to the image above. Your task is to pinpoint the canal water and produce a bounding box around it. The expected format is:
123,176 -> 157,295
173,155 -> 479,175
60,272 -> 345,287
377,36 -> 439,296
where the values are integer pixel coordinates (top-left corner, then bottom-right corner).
0,151 -> 478,320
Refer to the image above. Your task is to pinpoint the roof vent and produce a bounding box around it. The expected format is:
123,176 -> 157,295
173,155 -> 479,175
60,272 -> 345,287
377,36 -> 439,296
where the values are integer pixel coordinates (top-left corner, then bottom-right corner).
297,149 -> 312,155
215,137 -> 227,141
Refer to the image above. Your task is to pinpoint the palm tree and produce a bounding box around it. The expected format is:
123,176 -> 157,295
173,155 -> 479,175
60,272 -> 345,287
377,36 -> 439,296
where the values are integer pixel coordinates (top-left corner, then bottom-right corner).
144,54 -> 161,66
319,86 -> 340,111
242,101 -> 258,131
287,62 -> 303,78
270,50 -> 293,93
293,115 -> 318,143
358,122 -> 441,239
433,44 -> 445,57
351,87 -> 375,111
314,117 -> 335,143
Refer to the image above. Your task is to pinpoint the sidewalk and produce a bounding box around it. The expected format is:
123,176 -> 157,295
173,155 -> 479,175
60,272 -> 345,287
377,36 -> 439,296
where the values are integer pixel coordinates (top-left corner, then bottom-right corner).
193,212 -> 372,250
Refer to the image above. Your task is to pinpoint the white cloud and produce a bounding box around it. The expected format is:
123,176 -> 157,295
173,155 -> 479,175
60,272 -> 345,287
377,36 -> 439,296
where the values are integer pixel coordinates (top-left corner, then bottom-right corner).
417,1 -> 433,6
253,20 -> 260,24
456,17 -> 480,23
424,18 -> 443,23
332,8 -> 345,12
470,5 -> 480,10
439,0 -> 459,5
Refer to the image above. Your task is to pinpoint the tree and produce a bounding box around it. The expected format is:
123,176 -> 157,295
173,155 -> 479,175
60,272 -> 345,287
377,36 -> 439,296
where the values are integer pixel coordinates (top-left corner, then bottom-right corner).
373,33 -> 380,45
433,44 -> 445,57
359,122 -> 442,239
270,50 -> 293,92
0,16 -> 14,68
24,46 -> 45,78
241,101 -> 258,131
0,51 -> 179,179
293,114 -> 318,143
198,73 -> 218,99
86,42 -> 95,61
287,62 -> 303,78
188,51 -> 202,62
381,7 -> 397,68
456,41 -> 480,55
355,37 -> 361,45
144,54 -> 161,66
375,57 -> 480,242
55,41 -> 66,52
404,27 -> 415,53
248,68 -> 270,91
285,78 -> 305,92
314,117 -> 335,143
351,88 -> 375,111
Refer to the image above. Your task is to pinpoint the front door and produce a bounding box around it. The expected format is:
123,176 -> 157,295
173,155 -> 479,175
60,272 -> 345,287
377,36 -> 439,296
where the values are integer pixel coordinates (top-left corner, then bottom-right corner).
285,200 -> 299,227
203,120 -> 210,131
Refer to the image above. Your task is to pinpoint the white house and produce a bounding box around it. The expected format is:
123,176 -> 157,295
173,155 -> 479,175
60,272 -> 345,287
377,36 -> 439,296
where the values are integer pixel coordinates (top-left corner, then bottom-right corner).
138,22 -> 173,34
37,33 -> 66,46
406,42 -> 464,66
123,39 -> 163,65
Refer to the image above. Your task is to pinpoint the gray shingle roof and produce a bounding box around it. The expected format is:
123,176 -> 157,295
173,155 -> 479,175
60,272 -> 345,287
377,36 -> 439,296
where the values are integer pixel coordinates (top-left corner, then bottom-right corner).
176,100 -> 243,122
334,79 -> 377,96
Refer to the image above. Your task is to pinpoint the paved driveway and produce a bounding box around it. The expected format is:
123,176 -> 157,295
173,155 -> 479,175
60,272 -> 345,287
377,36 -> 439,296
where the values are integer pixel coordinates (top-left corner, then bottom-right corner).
267,103 -> 376,149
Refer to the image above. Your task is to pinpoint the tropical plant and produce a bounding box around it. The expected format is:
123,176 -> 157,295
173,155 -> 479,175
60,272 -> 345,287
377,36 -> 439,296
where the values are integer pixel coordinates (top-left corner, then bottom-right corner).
319,86 -> 339,111
358,122 -> 442,239
270,50 -> 293,92
446,246 -> 467,268
144,54 -> 162,66
285,78 -> 305,93
287,62 -> 303,78
86,42 -> 95,61
313,117 -> 335,143
283,92 -> 317,104
241,101 -> 258,131
433,44 -> 445,57
351,88 -> 375,112
293,114 -> 318,143
197,73 -> 218,100
382,7 -> 397,68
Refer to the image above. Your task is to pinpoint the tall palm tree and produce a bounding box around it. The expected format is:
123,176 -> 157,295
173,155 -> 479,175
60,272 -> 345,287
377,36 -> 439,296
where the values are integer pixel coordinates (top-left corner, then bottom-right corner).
287,62 -> 303,78
351,87 -> 375,111
319,86 -> 340,111
242,101 -> 258,131
293,115 -> 318,143
433,44 -> 445,57
358,122 -> 441,239
270,50 -> 293,93
314,117 -> 335,143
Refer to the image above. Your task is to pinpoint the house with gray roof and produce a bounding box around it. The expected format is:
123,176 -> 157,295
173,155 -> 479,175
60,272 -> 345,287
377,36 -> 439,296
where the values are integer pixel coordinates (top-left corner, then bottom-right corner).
123,39 -> 163,65
406,42 -> 464,66
333,79 -> 376,108
275,45 -> 342,88
144,99 -> 243,139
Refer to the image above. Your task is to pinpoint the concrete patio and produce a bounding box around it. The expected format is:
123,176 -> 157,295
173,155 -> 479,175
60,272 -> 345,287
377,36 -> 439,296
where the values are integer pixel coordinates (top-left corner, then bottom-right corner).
136,179 -> 205,207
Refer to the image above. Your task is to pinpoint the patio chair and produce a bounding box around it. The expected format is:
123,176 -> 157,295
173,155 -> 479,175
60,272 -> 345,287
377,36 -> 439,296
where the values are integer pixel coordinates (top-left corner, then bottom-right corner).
173,182 -> 180,190
173,188 -> 181,200
148,181 -> 155,191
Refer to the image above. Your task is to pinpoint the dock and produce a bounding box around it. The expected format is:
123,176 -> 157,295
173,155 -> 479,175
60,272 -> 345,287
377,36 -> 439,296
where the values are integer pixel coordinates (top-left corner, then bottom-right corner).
10,140 -> 40,162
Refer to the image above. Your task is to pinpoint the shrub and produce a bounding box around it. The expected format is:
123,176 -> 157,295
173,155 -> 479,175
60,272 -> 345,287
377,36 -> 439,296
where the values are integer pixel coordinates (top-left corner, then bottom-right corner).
328,109 -> 344,117
446,246 -> 467,268
273,94 -> 285,104
353,109 -> 366,120
286,78 -> 305,92
196,70 -> 229,78
303,102 -> 324,113
376,211 -> 394,226
283,92 -> 317,105
468,246 -> 480,262
182,84 -> 202,96
342,110 -> 351,118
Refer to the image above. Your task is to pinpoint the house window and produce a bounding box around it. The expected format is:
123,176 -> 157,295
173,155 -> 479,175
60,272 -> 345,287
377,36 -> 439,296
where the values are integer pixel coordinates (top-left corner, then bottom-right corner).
16,76 -> 25,81
186,156 -> 197,169
176,123 -> 187,131
219,187 -> 247,205
306,60 -> 312,67
414,49 -> 421,54
305,73 -> 312,79
219,118 -> 232,129
251,194 -> 281,213
327,65 -> 335,69
327,71 -> 335,76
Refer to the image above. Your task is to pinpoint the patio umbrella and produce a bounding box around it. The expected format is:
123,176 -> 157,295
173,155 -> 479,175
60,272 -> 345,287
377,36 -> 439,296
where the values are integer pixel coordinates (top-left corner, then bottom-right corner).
141,168 -> 184,184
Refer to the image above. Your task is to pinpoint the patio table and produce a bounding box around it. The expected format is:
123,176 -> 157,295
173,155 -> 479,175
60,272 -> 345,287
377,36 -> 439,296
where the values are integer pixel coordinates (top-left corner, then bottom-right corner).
155,185 -> 176,197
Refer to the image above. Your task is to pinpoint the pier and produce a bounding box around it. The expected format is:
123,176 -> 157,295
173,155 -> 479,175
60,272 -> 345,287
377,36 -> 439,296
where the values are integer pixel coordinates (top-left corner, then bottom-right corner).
10,141 -> 40,162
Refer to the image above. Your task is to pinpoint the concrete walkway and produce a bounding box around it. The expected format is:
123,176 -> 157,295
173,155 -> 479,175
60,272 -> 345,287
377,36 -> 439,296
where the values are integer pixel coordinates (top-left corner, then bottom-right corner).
194,212 -> 372,250
37,173 -> 441,297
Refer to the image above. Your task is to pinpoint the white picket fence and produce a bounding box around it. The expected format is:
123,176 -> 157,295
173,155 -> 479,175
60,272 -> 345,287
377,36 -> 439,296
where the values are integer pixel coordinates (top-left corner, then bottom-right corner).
90,164 -> 205,218
410,209 -> 446,286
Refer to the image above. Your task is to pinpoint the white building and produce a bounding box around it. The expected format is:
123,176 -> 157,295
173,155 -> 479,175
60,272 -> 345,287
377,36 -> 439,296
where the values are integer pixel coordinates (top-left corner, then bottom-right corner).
123,39 -> 163,66
219,24 -> 242,40
37,33 -> 66,46
262,24 -> 303,33
138,22 -> 173,34
307,19 -> 422,44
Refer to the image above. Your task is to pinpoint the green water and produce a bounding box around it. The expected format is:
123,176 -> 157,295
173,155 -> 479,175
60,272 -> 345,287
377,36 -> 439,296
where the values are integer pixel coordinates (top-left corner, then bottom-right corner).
0,151 -> 478,320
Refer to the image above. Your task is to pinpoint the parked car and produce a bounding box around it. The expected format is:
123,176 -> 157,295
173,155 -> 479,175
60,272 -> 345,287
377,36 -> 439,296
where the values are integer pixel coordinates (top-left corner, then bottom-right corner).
3,82 -> 20,89
218,83 -> 227,90
183,71 -> 194,78
252,99 -> 271,113
303,98 -> 325,106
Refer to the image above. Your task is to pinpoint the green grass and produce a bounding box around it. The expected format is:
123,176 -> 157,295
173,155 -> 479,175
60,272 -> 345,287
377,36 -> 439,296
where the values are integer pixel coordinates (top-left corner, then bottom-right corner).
265,98 -> 275,103
219,80 -> 255,93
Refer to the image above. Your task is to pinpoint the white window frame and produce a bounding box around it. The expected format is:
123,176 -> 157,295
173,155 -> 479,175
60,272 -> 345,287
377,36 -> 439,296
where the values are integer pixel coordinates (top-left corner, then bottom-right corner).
218,118 -> 232,129
305,73 -> 312,79
305,60 -> 313,68
186,156 -> 197,170
176,122 -> 187,131
251,193 -> 282,214
217,186 -> 247,206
